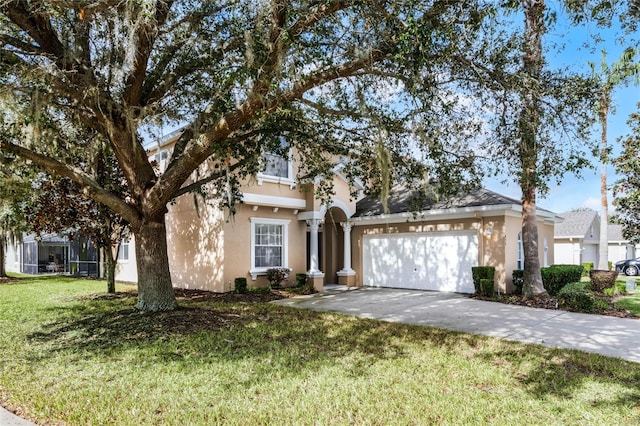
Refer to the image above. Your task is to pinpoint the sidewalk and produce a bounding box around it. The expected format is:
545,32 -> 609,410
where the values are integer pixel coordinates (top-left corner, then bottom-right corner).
273,286 -> 640,363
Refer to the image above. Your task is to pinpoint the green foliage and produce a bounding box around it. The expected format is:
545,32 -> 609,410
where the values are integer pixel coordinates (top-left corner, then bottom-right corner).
582,262 -> 594,276
479,278 -> 494,297
234,278 -> 248,294
471,266 -> 495,294
295,273 -> 307,288
613,109 -> 640,244
608,261 -> 613,271
512,270 -> 524,295
557,282 -> 596,313
603,282 -> 627,296
265,268 -> 289,289
540,265 -> 584,296
248,286 -> 272,295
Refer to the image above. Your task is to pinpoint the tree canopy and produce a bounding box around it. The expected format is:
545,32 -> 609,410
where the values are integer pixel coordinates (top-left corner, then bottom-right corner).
0,0 -> 500,310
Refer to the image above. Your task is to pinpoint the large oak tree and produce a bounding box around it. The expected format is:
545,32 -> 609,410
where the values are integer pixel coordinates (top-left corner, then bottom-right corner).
0,1 -> 495,310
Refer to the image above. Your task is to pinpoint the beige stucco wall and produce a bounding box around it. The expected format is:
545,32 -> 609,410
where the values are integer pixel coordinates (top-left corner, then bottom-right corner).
503,215 -> 556,292
222,202 -> 308,290
164,193 -> 226,291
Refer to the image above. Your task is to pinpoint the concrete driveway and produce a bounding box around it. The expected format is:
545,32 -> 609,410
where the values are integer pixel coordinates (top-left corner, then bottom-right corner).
273,287 -> 640,363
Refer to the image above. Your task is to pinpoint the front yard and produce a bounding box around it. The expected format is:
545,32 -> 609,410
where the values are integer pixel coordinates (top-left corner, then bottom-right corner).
1,275 -> 639,425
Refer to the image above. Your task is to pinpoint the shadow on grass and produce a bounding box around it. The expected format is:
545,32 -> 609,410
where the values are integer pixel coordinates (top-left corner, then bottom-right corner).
26,292 -> 487,374
476,345 -> 640,411
24,290 -> 640,414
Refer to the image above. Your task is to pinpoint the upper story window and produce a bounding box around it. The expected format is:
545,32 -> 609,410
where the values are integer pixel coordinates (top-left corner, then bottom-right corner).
151,149 -> 169,173
117,239 -> 129,262
258,137 -> 294,187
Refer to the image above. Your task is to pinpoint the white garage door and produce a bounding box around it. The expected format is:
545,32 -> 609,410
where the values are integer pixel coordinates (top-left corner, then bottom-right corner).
362,231 -> 478,293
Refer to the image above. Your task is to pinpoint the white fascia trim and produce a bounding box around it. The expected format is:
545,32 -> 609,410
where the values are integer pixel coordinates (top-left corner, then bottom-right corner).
351,204 -> 523,226
256,173 -> 296,188
242,193 -> 306,209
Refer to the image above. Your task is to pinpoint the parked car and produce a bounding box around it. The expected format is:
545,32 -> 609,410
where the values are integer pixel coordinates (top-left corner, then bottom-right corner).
615,258 -> 640,276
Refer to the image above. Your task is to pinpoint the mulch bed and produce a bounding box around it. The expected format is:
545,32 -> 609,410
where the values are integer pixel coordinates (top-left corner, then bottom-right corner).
172,287 -> 293,303
472,293 -> 638,319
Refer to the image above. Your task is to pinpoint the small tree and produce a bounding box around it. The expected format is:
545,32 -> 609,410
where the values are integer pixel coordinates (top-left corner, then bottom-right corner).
590,48 -> 640,270
613,109 -> 640,243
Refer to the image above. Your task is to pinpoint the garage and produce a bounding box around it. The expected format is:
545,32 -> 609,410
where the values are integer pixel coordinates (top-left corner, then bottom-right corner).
362,231 -> 478,293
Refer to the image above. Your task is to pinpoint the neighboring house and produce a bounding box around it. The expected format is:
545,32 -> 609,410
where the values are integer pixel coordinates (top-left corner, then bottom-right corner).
7,233 -> 99,276
553,210 -> 600,266
116,132 -> 561,295
608,223 -> 638,264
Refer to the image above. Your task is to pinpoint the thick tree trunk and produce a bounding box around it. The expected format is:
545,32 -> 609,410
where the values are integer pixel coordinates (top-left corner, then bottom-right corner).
598,100 -> 610,270
522,192 -> 546,295
0,234 -> 6,278
134,217 -> 177,311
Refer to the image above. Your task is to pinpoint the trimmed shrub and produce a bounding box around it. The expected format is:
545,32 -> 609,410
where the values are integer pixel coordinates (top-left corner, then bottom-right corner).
479,278 -> 494,297
557,282 -> 595,313
589,270 -> 618,293
512,270 -> 524,295
295,273 -> 307,288
582,262 -> 594,277
234,277 -> 248,294
472,266 -> 495,294
266,268 -> 289,289
541,264 -> 584,296
608,261 -> 613,271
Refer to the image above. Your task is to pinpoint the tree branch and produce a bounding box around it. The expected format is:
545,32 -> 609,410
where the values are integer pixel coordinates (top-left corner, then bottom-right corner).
0,140 -> 141,227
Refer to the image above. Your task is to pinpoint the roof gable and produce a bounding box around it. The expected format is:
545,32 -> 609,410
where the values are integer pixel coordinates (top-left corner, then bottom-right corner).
554,210 -> 599,238
353,186 -> 556,219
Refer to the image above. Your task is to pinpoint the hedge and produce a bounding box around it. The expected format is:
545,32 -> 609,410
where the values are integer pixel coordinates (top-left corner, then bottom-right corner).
557,282 -> 595,313
472,266 -> 495,295
540,264 -> 584,296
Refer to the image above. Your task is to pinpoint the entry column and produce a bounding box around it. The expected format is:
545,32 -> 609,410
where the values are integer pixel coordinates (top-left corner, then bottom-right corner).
306,218 -> 325,291
337,222 -> 356,286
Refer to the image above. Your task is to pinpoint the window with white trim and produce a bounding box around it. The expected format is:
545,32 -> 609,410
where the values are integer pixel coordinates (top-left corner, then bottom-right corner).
250,218 -> 289,275
543,237 -> 549,267
258,137 -> 293,185
117,239 -> 129,262
517,232 -> 523,270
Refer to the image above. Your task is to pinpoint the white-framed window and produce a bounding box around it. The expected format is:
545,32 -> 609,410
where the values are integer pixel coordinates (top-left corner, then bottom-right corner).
543,237 -> 549,267
257,137 -> 294,186
250,218 -> 290,278
517,232 -> 524,270
117,239 -> 129,262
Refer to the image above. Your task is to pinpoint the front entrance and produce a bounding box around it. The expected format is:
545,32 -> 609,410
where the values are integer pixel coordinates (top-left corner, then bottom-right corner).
322,207 -> 347,284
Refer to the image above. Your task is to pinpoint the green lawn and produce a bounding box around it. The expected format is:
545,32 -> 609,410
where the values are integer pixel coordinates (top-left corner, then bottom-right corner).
1,276 -> 639,425
616,289 -> 640,316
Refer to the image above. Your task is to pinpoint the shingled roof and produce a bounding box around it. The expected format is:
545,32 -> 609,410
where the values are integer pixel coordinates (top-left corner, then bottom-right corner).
353,186 -> 556,218
609,224 -> 628,242
554,210 -> 599,238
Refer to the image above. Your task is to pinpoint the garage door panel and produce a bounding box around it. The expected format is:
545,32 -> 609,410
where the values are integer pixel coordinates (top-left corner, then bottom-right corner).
363,232 -> 478,293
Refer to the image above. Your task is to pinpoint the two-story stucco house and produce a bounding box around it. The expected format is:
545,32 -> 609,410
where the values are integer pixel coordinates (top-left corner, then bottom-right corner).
113,134 -> 561,294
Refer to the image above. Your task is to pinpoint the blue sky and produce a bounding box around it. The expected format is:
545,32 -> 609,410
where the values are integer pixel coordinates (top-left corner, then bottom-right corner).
484,8 -> 640,214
